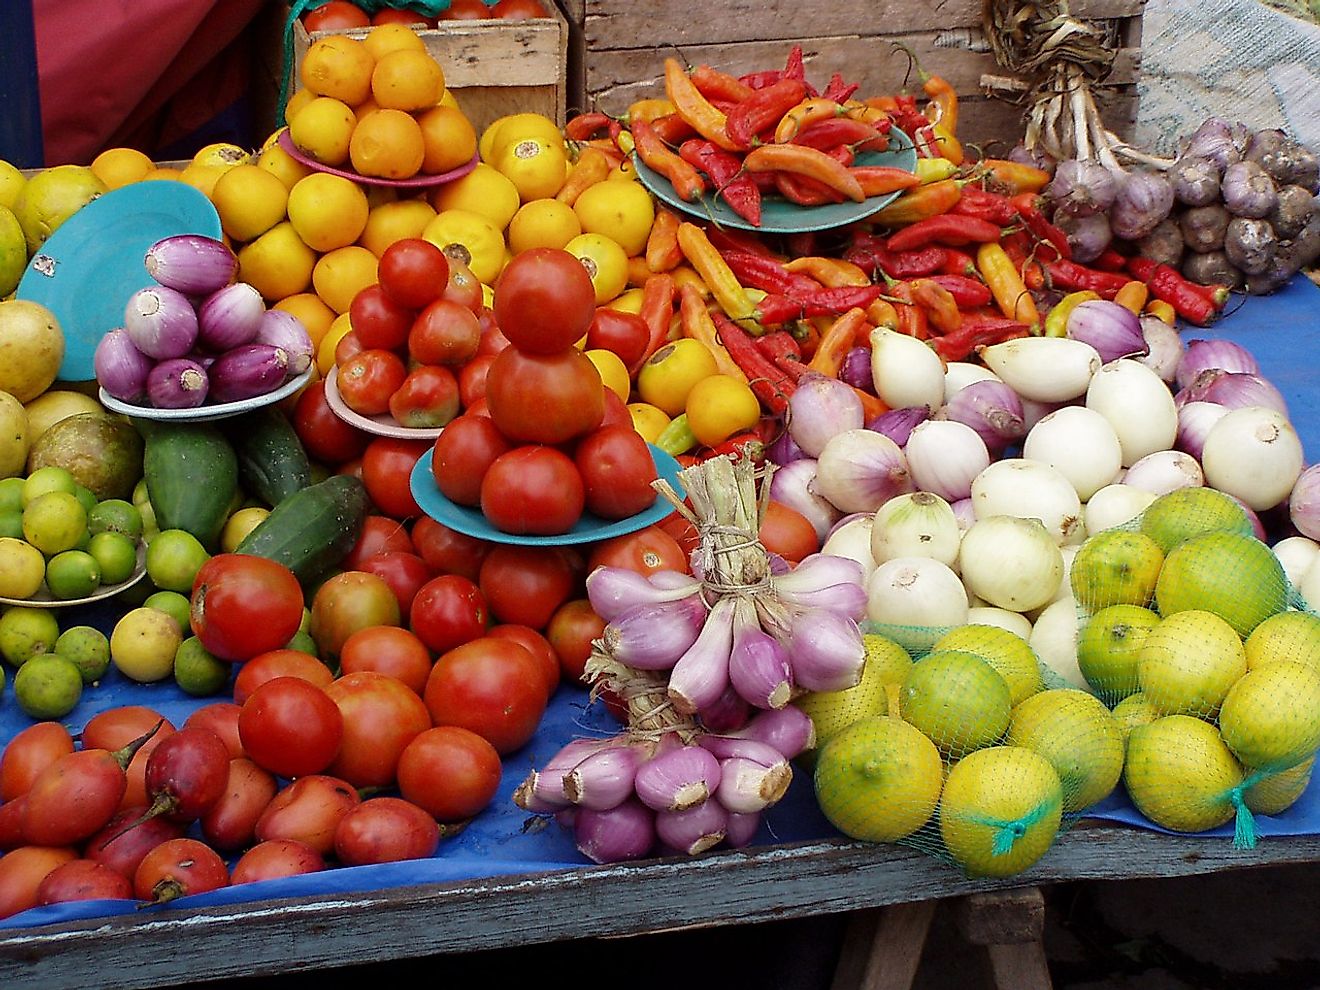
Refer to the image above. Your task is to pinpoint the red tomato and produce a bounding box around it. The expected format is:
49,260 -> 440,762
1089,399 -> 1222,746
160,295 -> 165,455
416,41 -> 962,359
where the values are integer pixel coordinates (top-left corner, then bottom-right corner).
397,726 -> 502,822
492,248 -> 597,354
465,397 -> 490,418
475,309 -> 512,358
303,0 -> 370,30
441,255 -> 483,312
388,364 -> 461,429
408,299 -> 481,366
342,514 -> 414,571
335,330 -> 365,367
409,573 -> 489,654
184,702 -> 244,760
599,382 -> 634,430
0,722 -> 74,801
254,774 -> 359,856
324,672 -> 432,788
239,677 -> 344,780
493,0 -> 546,17
586,307 -> 650,369
231,839 -> 325,885
292,379 -> 370,465
379,237 -> 449,309
575,425 -> 659,520
485,346 -> 604,444
339,625 -> 433,695
232,649 -> 334,707
0,847 -> 79,920
349,283 -> 415,351
457,353 -> 495,408
587,525 -> 689,577
478,544 -> 577,631
481,445 -> 585,536
371,7 -> 434,25
760,498 -> 820,563
361,436 -> 431,519
410,516 -> 492,581
430,413 -> 512,507
440,0 -> 492,18
424,637 -> 548,754
334,796 -> 440,865
336,456 -> 364,479
488,623 -> 561,698
545,598 -> 607,683
190,555 -> 305,663
308,570 -> 402,661
336,348 -> 408,417
357,550 -> 433,623
656,505 -> 700,560
134,838 -> 229,904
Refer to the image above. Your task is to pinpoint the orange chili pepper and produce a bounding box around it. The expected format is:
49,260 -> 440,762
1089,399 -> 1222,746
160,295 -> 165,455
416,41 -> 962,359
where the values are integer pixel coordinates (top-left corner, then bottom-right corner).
649,113 -> 697,146
675,222 -> 758,330
663,58 -> 741,153
863,95 -> 900,113
850,166 -> 923,197
677,282 -> 746,382
670,264 -> 710,299
773,98 -> 846,143
978,158 -> 1051,195
853,386 -> 890,422
842,102 -> 891,129
977,241 -> 1041,332
867,178 -> 962,226
633,273 -> 677,372
908,278 -> 963,335
631,120 -> 706,202
555,146 -> 612,206
785,256 -> 871,287
806,308 -> 870,377
930,124 -> 964,167
626,255 -> 653,288
921,74 -> 959,135
689,64 -> 754,104
1114,280 -> 1150,315
627,98 -> 676,125
743,144 -> 865,203
1145,298 -> 1177,325
645,207 -> 683,273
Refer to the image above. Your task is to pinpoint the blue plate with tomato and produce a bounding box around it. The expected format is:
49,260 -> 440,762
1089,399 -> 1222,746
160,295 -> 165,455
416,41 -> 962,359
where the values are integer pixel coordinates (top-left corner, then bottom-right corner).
409,445 -> 685,546
632,126 -> 917,235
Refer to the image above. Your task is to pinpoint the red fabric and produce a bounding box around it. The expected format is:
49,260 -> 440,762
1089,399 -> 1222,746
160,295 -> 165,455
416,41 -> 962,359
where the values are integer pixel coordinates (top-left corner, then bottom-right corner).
33,0 -> 265,165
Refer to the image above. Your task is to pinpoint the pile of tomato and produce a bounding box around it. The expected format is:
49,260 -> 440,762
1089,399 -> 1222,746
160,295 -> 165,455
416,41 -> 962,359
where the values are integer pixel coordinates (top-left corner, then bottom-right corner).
301,0 -> 550,31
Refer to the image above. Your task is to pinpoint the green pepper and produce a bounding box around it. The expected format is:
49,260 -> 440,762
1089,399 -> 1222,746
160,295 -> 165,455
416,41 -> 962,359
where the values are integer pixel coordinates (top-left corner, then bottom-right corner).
655,414 -> 698,457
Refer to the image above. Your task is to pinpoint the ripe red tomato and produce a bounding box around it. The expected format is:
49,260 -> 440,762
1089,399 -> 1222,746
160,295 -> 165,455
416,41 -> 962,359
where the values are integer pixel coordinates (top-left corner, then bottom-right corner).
239,677 -> 344,780
292,379 -> 369,465
334,796 -> 440,865
485,346 -> 604,445
335,330 -> 365,367
361,436 -> 431,519
303,0 -> 370,30
481,445 -> 585,536
339,625 -> 433,695
492,249 -> 597,354
545,598 -> 608,683
478,544 -> 577,631
324,672 -> 432,787
409,573 -> 489,654
397,726 -> 502,822
232,649 -> 334,706
336,348 -> 408,417
388,364 -> 461,429
475,310 -> 512,359
457,353 -> 495,408
430,413 -> 512,507
342,514 -> 414,571
493,0 -> 546,17
586,308 -> 650,369
371,7 -> 434,25
760,498 -> 820,563
656,505 -> 700,560
488,623 -> 561,698
349,283 -> 415,351
308,570 -> 402,661
441,255 -> 483,312
598,386 -> 633,430
191,555 -> 305,662
134,838 -> 229,904
378,237 -> 449,309
408,299 -> 482,366
424,636 -> 548,754
357,550 -> 433,622
410,516 -> 492,581
575,425 -> 659,520
440,0 -> 492,18
587,525 -> 689,577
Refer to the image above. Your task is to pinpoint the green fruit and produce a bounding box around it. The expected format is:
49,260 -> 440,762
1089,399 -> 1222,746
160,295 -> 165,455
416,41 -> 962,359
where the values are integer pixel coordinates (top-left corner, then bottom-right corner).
13,654 -> 83,719
88,531 -> 138,585
144,590 -> 192,634
900,649 -> 1013,757
145,529 -> 210,594
0,606 -> 61,666
284,629 -> 320,657
1077,604 -> 1161,701
1218,661 -> 1320,772
44,549 -> 101,600
54,625 -> 111,684
1070,529 -> 1164,614
27,414 -> 145,502
174,636 -> 231,697
12,164 -> 106,253
1244,610 -> 1320,672
0,476 -> 24,512
22,490 -> 86,555
1156,531 -> 1288,638
21,465 -> 77,506
1243,757 -> 1314,816
0,203 -> 23,297
1007,688 -> 1125,812
88,498 -> 144,540
931,624 -> 1043,706
1139,487 -> 1252,552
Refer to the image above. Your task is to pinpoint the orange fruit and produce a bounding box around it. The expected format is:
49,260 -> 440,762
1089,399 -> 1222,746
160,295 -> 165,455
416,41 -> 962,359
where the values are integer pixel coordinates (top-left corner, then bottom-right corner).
90,148 -> 154,189
288,96 -> 357,167
274,293 -> 337,351
349,108 -> 425,180
416,105 -> 478,175
371,49 -> 445,112
361,22 -> 427,60
300,35 -> 376,106
359,197 -> 437,256
311,245 -> 379,314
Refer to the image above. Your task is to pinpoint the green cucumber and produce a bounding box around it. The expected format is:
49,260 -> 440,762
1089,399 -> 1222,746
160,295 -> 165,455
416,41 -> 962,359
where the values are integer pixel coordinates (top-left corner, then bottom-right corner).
224,407 -> 312,508
139,420 -> 239,551
236,474 -> 369,584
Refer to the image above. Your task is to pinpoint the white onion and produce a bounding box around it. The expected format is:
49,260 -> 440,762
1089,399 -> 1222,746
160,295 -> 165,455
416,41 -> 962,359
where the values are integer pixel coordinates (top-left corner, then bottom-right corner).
943,361 -> 1001,402
869,327 -> 945,413
1046,545 -> 1080,609
865,557 -> 968,654
1300,557 -> 1320,612
1029,598 -> 1090,692
1201,406 -> 1304,510
821,515 -> 878,584
812,429 -> 913,514
768,459 -> 840,541
1136,316 -> 1183,383
970,458 -> 1083,545
958,515 -> 1064,613
1085,358 -> 1178,467
1121,449 -> 1203,495
1272,536 -> 1320,589
1022,406 -> 1123,501
966,607 -> 1035,642
979,336 -> 1101,403
870,491 -> 961,568
1083,483 -> 1158,534
904,420 -> 989,503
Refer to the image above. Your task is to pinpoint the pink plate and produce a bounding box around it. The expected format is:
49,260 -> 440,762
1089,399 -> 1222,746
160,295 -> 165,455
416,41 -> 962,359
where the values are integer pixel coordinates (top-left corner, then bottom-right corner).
277,130 -> 478,189
324,365 -> 447,440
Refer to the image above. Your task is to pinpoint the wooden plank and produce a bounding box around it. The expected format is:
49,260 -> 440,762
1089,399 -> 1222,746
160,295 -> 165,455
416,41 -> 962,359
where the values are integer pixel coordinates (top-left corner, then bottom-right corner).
985,941 -> 1054,990
954,888 -> 1046,945
831,901 -> 939,990
2,826 -> 1319,989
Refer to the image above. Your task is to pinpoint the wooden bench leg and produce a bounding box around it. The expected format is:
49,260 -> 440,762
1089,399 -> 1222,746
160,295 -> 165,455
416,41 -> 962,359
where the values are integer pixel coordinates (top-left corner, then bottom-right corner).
830,899 -> 939,990
953,887 -> 1053,990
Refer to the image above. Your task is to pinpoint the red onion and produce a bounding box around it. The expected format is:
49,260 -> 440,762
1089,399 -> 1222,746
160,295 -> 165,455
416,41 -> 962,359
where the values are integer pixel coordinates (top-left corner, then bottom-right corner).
1054,210 -> 1113,264
768,458 -> 841,541
197,282 -> 265,352
951,497 -> 977,530
1110,170 -> 1176,240
1176,401 -> 1230,460
207,344 -> 289,403
1066,300 -> 1148,363
586,566 -> 700,623
770,553 -> 867,621
655,799 -> 728,855
94,328 -> 153,402
145,234 -> 238,295
563,744 -> 643,811
766,428 -> 806,466
1289,465 -> 1320,540
146,358 -> 209,409
634,745 -> 722,812
866,406 -> 929,447
714,755 -> 791,814
1048,159 -> 1120,216
839,347 -> 875,392
778,604 -> 864,692
721,705 -> 816,760
696,685 -> 752,734
812,429 -> 913,514
514,738 -> 616,812
1182,370 -> 1288,417
124,285 -> 199,360
728,600 -> 793,710
668,596 -> 736,716
1175,338 -> 1260,390
937,379 -> 1025,453
603,596 -> 708,670
254,309 -> 315,377
723,811 -> 762,848
574,799 -> 655,864
786,372 -> 864,457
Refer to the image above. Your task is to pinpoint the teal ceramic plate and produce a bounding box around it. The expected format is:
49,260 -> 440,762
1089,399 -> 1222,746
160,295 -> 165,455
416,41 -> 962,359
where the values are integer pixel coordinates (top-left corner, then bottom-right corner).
632,127 -> 917,234
16,182 -> 223,382
410,445 -> 685,546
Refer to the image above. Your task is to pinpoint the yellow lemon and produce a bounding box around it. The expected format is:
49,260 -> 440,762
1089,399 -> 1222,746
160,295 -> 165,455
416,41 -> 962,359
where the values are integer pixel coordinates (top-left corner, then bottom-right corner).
288,95 -> 357,167
495,136 -> 567,202
273,292 -> 337,351
481,111 -> 563,164
255,133 -> 314,189
684,374 -> 760,448
417,105 -> 478,175
564,232 -> 628,304
287,172 -> 370,252
358,196 -> 436,256
361,21 -> 426,60
932,624 -> 1046,706
349,108 -> 425,180
1123,714 -> 1243,832
1244,609 -> 1320,672
0,536 -> 44,598
0,159 -> 25,210
371,48 -> 445,112
584,349 -> 630,401
318,312 -> 355,376
1137,609 -> 1248,718
901,649 -> 1013,757
177,163 -> 227,201
221,506 -> 271,553
606,287 -> 645,315
627,402 -> 670,444
636,337 -> 718,416
90,147 -> 154,190
237,221 -> 317,302
111,606 -> 184,683
1007,688 -> 1125,812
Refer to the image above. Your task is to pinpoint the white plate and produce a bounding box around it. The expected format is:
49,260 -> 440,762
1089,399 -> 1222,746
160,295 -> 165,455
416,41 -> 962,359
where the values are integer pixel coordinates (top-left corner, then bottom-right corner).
0,542 -> 148,608
99,367 -> 313,422
323,366 -> 447,440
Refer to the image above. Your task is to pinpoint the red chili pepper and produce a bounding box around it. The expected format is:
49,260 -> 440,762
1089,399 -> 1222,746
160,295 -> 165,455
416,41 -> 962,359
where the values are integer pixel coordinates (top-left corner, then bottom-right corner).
755,330 -> 807,381
564,112 -> 612,142
774,170 -> 844,206
929,317 -> 1031,361
633,274 -> 677,373
886,214 -> 1004,252
1014,202 -> 1071,261
1092,247 -> 1129,273
738,69 -> 783,91
1044,258 -> 1133,299
951,185 -> 1019,226
821,72 -> 860,105
649,113 -> 698,145
632,120 -> 706,202
849,166 -> 921,197
677,139 -> 762,227
1126,258 -> 1226,325
927,273 -> 993,309
689,64 -> 755,104
782,44 -> 807,85
844,234 -> 949,279
886,281 -> 929,339
938,248 -> 980,277
713,312 -> 796,414
698,431 -> 766,463
999,230 -> 1047,292
785,231 -> 818,260
725,78 -> 808,150
795,284 -> 888,317
705,224 -> 776,258
722,250 -> 823,298
790,117 -> 889,153
751,293 -> 805,327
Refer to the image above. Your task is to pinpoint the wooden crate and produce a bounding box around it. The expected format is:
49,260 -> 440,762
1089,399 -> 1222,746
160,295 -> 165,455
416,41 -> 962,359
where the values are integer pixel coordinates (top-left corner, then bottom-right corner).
257,4 -> 570,140
556,0 -> 1144,149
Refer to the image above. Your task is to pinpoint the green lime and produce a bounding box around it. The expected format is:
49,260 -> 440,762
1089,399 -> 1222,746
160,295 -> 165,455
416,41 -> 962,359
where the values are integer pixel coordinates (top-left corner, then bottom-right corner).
22,491 -> 87,555
0,509 -> 23,541
88,499 -> 144,540
21,466 -> 77,506
0,606 -> 61,666
72,484 -> 98,518
144,529 -> 210,594
144,590 -> 192,634
0,476 -> 24,513
285,628 -> 319,657
88,531 -> 138,585
13,653 -> 83,719
54,625 -> 111,684
173,635 -> 231,696
45,549 -> 101,600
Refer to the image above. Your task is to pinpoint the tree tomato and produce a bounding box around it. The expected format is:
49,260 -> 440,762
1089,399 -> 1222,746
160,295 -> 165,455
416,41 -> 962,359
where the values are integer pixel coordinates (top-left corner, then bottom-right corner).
409,573 -> 489,654
184,703 -> 244,760
574,425 -> 659,520
599,385 -> 633,430
397,726 -> 501,822
0,722 -> 74,802
36,859 -> 134,906
336,348 -> 408,417
372,6 -> 434,25
357,550 -> 433,623
0,847 -> 79,919
303,0 -> 370,30
239,677 -> 344,780
440,0 -> 492,18
492,247 -> 597,354
586,525 -> 689,577
485,345 -> 604,445
760,498 -> 820,564
378,237 -> 449,310
339,625 -> 433,695
361,436 -> 431,519
408,299 -> 481,366
478,544 -> 577,631
424,636 -> 548,754
191,555 -> 305,662
232,649 -> 334,706
586,307 -> 649,370
199,757 -> 279,853
430,414 -> 513,507
410,516 -> 492,582
349,283 -> 415,351
292,379 -> 369,465
324,671 -> 432,787
231,839 -> 325,885
388,364 -> 461,429
487,623 -> 560,699
254,774 -> 360,856
481,445 -> 585,536
134,838 -> 229,904
545,598 -> 607,683
334,330 -> 365,367
334,796 -> 440,865
457,353 -> 495,408
308,571 -> 402,662
342,515 -> 414,571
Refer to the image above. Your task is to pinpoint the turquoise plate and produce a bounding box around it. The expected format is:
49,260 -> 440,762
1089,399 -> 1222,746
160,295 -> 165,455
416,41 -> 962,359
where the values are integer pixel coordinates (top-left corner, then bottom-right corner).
16,182 -> 223,382
632,126 -> 917,234
410,445 -> 685,546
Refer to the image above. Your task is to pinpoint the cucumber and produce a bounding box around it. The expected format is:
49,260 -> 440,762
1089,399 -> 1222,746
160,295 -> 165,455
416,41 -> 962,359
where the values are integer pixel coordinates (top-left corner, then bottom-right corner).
236,474 -> 369,584
223,407 -> 312,507
139,420 -> 239,551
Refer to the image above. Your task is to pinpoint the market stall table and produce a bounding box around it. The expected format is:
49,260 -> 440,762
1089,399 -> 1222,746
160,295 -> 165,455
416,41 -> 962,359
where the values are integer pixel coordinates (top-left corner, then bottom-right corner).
2,276 -> 1319,989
